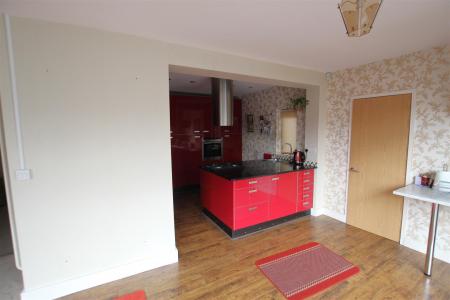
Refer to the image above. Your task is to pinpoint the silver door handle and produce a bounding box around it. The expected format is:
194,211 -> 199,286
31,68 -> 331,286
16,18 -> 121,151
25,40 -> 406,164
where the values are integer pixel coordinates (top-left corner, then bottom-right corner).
249,180 -> 258,185
203,130 -> 210,133
193,130 -> 200,133
272,177 -> 279,181
248,206 -> 257,211
248,189 -> 257,193
194,135 -> 202,139
350,167 -> 360,173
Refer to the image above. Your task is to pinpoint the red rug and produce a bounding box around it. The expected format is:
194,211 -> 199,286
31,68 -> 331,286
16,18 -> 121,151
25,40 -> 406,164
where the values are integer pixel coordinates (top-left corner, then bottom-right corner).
256,242 -> 359,299
114,290 -> 146,300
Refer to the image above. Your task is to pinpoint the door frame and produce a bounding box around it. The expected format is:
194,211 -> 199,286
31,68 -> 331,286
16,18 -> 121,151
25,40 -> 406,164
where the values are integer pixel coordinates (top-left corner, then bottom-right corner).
344,89 -> 416,245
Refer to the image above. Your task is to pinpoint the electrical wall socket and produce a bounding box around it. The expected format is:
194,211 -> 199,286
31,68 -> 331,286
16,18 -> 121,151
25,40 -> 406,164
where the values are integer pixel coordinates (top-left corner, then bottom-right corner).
15,169 -> 32,181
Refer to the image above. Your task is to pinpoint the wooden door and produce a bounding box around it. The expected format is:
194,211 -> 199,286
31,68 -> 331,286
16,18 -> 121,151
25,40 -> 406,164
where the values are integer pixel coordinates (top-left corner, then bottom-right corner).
347,94 -> 411,242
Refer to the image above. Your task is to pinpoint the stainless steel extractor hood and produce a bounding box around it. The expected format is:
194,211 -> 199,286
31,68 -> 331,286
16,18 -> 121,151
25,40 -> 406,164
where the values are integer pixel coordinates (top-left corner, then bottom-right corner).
212,78 -> 233,126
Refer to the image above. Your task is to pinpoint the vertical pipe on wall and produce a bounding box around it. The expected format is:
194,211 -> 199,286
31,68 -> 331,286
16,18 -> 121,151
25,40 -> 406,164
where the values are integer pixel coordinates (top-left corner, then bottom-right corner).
4,14 -> 26,170
2,13 -> 23,269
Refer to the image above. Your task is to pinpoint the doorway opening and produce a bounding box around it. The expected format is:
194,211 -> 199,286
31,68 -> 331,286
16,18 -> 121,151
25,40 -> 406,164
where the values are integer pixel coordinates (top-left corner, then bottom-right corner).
167,68 -> 316,245
0,144 -> 23,299
0,161 -> 13,257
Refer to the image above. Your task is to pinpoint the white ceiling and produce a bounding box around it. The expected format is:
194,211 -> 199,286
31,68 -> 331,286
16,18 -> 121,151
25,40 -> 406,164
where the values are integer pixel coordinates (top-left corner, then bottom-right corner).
1,0 -> 449,72
169,72 -> 273,97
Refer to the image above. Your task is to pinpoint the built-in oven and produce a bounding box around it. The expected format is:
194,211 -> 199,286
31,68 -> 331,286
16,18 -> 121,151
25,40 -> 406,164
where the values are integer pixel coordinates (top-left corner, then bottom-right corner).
202,138 -> 223,161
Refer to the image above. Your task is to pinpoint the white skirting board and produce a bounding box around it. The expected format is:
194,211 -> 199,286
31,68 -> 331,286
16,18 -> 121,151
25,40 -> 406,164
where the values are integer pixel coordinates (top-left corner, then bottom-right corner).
323,207 -> 450,264
402,237 -> 450,264
20,247 -> 178,300
322,209 -> 346,223
310,208 -> 323,217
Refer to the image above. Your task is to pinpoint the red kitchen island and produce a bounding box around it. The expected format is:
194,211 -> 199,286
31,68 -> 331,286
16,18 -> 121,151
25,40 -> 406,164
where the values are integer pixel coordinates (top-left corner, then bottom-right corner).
200,160 -> 315,238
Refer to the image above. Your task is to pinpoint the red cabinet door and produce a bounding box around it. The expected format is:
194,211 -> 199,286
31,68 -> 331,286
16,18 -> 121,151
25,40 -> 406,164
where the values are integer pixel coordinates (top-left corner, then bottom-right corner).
269,173 -> 297,219
223,134 -> 242,162
170,95 -> 212,136
234,185 -> 270,207
235,202 -> 269,230
171,134 -> 202,188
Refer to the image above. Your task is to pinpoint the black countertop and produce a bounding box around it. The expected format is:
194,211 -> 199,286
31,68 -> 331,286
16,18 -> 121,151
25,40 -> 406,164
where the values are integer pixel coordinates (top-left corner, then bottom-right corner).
201,160 -> 316,180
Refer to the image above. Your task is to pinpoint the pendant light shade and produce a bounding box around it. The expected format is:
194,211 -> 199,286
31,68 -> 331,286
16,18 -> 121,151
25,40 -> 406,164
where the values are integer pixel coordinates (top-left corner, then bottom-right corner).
338,0 -> 382,37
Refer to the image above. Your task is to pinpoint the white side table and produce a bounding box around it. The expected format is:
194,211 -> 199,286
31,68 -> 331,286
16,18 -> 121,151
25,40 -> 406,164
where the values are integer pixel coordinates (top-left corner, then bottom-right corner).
393,184 -> 450,276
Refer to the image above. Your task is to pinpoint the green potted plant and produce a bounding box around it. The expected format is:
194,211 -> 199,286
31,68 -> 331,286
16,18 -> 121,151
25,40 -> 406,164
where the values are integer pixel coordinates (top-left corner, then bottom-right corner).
290,96 -> 309,111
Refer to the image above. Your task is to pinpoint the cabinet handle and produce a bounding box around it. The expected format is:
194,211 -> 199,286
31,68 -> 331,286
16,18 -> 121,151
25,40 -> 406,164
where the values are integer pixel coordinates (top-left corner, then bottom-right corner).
271,177 -> 279,181
224,135 -> 230,138
203,130 -> 210,133
248,189 -> 257,194
248,206 -> 257,211
304,171 -> 310,175
304,179 -> 310,183
304,186 -> 310,191
193,130 -> 200,133
194,135 -> 202,139
303,194 -> 310,198
249,180 -> 258,185
303,201 -> 310,206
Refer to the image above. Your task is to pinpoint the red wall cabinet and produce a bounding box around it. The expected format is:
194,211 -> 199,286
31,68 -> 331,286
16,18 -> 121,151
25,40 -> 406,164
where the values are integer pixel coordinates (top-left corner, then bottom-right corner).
223,133 -> 242,162
170,95 -> 243,188
170,95 -> 212,136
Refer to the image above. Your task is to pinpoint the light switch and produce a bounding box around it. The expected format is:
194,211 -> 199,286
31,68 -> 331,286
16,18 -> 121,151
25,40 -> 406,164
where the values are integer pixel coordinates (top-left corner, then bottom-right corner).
15,169 -> 32,181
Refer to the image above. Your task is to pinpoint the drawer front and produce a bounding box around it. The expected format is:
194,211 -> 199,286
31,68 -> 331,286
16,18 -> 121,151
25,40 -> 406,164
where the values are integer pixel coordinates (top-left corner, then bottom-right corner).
234,187 -> 270,207
233,176 -> 270,190
301,190 -> 314,200
302,169 -> 314,178
234,202 -> 269,229
301,184 -> 314,193
298,170 -> 314,183
302,176 -> 314,185
298,198 -> 313,211
298,191 -> 314,211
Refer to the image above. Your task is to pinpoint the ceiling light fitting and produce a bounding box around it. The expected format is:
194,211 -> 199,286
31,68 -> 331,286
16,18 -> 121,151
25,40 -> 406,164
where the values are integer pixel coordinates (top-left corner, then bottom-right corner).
338,0 -> 382,37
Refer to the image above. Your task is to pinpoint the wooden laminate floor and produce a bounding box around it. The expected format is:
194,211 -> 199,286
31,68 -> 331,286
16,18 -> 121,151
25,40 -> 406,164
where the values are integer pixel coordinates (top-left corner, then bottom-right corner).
62,189 -> 450,300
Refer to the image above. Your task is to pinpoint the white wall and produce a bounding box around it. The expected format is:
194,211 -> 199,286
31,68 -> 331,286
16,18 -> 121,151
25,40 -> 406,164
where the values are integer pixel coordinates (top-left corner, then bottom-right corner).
0,16 -> 327,299
324,45 -> 450,262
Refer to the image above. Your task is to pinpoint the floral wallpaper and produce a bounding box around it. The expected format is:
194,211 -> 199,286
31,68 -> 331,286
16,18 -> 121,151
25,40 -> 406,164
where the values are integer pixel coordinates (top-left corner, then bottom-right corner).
241,86 -> 306,160
325,45 -> 450,261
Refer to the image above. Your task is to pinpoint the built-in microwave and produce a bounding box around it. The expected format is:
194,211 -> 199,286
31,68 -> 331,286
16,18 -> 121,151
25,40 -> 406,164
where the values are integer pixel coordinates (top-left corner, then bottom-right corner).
202,138 -> 223,161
